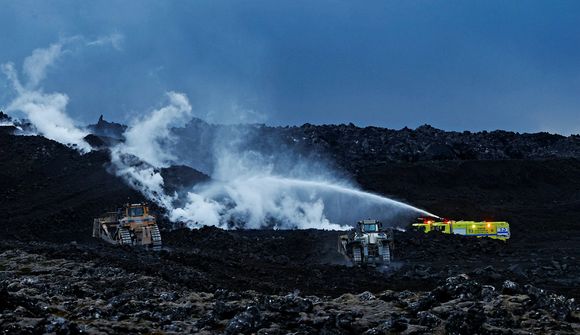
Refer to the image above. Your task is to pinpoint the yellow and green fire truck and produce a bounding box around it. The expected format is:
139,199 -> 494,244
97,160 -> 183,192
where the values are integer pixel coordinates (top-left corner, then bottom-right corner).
412,219 -> 510,241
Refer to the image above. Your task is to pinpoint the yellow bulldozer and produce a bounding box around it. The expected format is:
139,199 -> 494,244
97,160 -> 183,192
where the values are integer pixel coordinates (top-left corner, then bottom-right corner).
412,218 -> 510,241
92,203 -> 162,250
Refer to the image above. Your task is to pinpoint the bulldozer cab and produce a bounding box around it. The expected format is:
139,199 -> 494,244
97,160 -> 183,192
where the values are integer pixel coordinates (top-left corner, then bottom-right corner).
124,204 -> 149,218
358,219 -> 381,233
118,203 -> 156,229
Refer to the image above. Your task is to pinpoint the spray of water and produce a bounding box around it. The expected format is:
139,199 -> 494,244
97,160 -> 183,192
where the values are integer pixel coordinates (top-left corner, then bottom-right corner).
109,93 -> 437,230
171,175 -> 437,230
4,40 -> 437,230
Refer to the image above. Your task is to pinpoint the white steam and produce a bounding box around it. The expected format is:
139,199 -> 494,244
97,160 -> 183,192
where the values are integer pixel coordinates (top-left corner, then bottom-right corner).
170,175 -> 436,230
109,92 -> 194,209
2,59 -> 91,152
2,37 -> 124,152
86,33 -> 124,51
122,92 -> 192,167
110,92 -> 436,230
3,40 -> 436,231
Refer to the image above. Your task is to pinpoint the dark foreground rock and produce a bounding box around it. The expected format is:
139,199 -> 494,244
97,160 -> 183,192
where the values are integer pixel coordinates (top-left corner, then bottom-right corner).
0,248 -> 578,334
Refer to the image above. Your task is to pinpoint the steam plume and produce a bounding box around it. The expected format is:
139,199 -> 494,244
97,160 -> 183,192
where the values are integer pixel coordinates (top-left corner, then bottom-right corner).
1,37 -> 124,152
4,40 -> 437,230
109,92 -> 195,210
2,58 -> 91,152
122,92 -> 192,167
110,92 -> 436,230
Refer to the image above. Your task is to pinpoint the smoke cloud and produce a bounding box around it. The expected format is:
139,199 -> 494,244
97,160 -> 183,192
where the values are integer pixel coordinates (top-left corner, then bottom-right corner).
22,42 -> 63,89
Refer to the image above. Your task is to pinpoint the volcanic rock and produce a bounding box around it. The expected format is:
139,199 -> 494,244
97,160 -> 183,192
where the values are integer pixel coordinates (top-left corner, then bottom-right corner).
2,118 -> 580,333
87,115 -> 127,139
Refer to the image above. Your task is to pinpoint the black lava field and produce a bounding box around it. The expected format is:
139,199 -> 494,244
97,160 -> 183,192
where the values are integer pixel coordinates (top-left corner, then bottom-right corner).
0,117 -> 579,334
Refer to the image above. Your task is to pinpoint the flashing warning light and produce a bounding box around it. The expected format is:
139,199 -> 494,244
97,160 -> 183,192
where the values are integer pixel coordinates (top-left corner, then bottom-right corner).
487,223 -> 491,228
471,224 -> 476,229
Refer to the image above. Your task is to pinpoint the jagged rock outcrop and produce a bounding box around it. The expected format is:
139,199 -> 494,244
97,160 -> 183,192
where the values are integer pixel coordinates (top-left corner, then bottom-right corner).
87,114 -> 127,139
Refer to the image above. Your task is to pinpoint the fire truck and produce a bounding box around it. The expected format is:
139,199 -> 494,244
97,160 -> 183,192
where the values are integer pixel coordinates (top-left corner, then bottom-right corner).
412,218 -> 510,241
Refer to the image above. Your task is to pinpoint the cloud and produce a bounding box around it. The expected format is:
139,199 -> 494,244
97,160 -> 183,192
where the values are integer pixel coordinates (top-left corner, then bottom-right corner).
87,33 -> 125,50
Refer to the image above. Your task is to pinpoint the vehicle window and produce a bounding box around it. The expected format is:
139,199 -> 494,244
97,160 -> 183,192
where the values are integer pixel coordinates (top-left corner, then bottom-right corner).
129,207 -> 144,217
364,224 -> 377,232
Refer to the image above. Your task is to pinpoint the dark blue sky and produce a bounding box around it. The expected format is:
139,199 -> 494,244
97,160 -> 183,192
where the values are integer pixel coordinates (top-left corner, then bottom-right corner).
1,1 -> 580,134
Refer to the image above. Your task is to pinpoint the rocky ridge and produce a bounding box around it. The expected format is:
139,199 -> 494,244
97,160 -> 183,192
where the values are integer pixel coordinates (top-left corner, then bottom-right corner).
169,118 -> 580,175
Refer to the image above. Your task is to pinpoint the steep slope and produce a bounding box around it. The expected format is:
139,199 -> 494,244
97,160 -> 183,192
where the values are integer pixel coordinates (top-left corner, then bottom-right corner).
0,133 -> 144,242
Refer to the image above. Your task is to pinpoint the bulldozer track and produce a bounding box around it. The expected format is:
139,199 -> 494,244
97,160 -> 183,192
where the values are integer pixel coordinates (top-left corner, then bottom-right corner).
118,228 -> 132,246
151,224 -> 162,251
353,247 -> 362,263
382,245 -> 391,263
